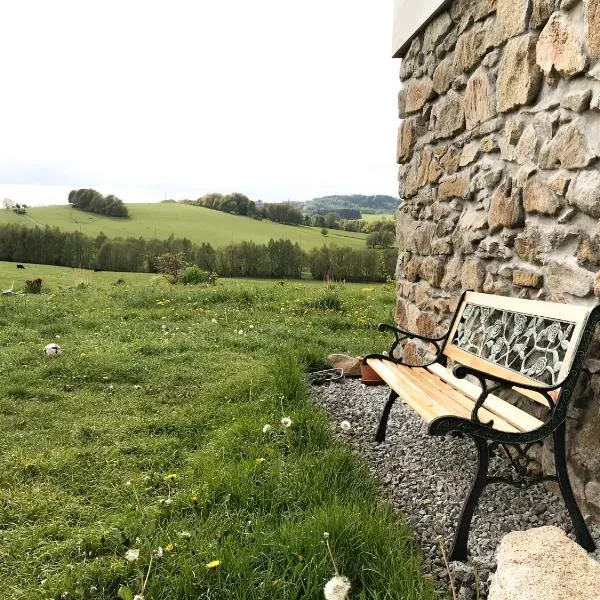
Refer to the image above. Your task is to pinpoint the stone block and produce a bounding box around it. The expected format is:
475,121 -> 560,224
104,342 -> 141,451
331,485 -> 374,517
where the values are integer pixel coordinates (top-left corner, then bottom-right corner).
561,89 -> 593,113
432,56 -> 455,95
586,0 -> 600,57
497,34 -> 543,113
530,0 -> 558,29
536,12 -> 587,78
515,225 -> 543,262
423,12 -> 453,54
494,0 -> 532,45
441,256 -> 464,291
397,119 -> 416,164
461,257 -> 487,291
489,179 -> 524,232
430,90 -> 466,139
438,170 -> 471,200
465,68 -> 497,130
523,175 -> 561,215
513,269 -> 544,288
541,119 -> 598,170
567,169 -> 600,218
577,235 -> 600,266
398,78 -> 434,117
545,259 -> 593,297
419,256 -> 445,287
488,527 -> 600,600
459,141 -> 481,167
453,20 -> 494,75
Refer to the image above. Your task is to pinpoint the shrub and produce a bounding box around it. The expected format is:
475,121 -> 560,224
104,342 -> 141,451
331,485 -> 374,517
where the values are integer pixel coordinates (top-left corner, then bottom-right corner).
178,265 -> 218,285
24,278 -> 43,294
154,252 -> 187,282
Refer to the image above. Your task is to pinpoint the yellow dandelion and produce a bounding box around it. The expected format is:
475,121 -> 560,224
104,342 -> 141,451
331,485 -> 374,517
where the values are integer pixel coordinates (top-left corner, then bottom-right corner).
255,457 -> 266,464
165,543 -> 176,552
206,560 -> 221,569
164,473 -> 178,481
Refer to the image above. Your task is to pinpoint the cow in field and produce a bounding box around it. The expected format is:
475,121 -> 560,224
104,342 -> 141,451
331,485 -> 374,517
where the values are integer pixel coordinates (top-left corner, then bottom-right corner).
16,264 -> 25,270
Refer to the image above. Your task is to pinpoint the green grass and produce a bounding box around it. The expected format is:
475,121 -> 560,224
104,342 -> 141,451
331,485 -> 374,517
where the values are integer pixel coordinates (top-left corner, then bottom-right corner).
0,204 -> 368,250
361,214 -> 395,223
0,262 -> 439,599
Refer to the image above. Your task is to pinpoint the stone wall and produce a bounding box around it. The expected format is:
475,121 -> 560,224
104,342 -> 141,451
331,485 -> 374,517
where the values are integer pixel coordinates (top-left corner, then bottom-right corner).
395,0 -> 600,519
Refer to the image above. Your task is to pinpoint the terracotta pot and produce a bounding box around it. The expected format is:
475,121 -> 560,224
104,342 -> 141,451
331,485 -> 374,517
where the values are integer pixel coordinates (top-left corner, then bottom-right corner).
357,356 -> 385,386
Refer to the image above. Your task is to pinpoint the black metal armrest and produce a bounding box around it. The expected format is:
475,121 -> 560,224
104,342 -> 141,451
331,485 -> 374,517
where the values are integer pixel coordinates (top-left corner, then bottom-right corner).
452,364 -> 565,393
377,322 -> 447,343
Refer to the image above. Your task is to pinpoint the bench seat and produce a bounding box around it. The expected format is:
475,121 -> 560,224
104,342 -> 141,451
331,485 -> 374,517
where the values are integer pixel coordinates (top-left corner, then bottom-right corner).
367,359 -> 544,434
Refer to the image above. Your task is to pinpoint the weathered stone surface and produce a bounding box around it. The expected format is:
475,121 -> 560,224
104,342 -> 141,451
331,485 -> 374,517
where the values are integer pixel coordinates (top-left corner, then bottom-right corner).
439,145 -> 461,174
530,0 -> 558,29
541,119 -> 598,169
480,134 -> 499,153
523,176 -> 561,215
497,34 -> 543,113
432,56 -> 455,95
399,36 -> 421,81
536,12 -> 587,78
327,354 -> 361,377
459,141 -> 481,166
450,0 -> 497,31
397,119 -> 416,164
549,174 -> 570,195
430,90 -> 465,139
586,0 -> 600,58
561,89 -> 593,113
423,12 -> 453,54
567,169 -> 600,218
438,170 -> 471,200
464,68 -> 497,130
461,257 -> 486,292
489,179 -> 524,232
577,235 -> 600,266
404,258 -> 421,282
453,20 -> 493,75
513,269 -> 544,288
398,78 -> 434,117
494,0 -> 532,45
515,123 -> 541,164
419,256 -> 445,287
441,256 -> 463,291
488,526 -> 600,600
476,238 -> 513,259
515,225 -> 543,262
586,480 -> 600,514
545,259 -> 594,296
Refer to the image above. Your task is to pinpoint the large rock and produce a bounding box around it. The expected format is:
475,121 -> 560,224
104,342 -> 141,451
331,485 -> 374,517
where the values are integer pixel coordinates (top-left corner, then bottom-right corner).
541,119 -> 598,170
397,119 -> 416,164
430,90 -> 466,139
488,526 -> 600,600
450,0 -> 497,31
494,0 -> 532,45
586,0 -> 600,58
398,78 -> 434,117
513,269 -> 544,288
419,256 -> 445,287
530,0 -> 558,29
545,259 -> 594,297
438,170 -> 471,200
523,176 -> 561,215
567,170 -> 600,218
423,12 -> 453,54
465,68 -> 497,130
497,34 -> 543,113
453,20 -> 494,75
536,12 -> 587,78
489,179 -> 524,232
327,354 -> 361,377
461,257 -> 486,292
433,56 -> 456,95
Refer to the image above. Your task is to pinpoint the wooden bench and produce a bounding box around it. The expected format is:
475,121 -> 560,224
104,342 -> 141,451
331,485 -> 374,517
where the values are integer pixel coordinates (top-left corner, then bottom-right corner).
364,291 -> 600,562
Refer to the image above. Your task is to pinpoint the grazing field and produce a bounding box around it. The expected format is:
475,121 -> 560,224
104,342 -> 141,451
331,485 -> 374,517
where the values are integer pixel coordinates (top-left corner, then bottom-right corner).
0,204 -> 368,250
361,213 -> 395,223
0,262 -> 437,600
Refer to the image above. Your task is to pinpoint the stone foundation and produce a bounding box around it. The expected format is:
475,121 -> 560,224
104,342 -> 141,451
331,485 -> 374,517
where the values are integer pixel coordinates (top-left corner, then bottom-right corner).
396,0 -> 600,519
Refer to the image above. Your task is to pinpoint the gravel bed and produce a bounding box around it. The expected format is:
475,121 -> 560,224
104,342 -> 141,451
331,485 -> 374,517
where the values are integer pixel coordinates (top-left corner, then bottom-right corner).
312,379 -> 600,599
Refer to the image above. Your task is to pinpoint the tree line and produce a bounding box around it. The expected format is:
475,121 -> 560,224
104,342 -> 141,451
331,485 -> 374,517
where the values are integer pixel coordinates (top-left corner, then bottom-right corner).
68,189 -> 129,218
0,224 -> 397,282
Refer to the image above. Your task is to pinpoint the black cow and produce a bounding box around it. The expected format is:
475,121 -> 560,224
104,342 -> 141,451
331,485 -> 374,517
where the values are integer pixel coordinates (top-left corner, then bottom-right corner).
94,268 -> 102,272
16,264 -> 25,269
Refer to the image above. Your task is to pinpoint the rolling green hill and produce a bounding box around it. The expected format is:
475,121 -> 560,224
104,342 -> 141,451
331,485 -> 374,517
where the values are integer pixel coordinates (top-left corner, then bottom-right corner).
296,194 -> 400,216
0,203 -> 367,250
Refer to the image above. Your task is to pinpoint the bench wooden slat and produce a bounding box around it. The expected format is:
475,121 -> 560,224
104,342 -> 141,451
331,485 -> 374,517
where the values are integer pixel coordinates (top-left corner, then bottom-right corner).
368,359 -> 469,423
427,363 -> 544,432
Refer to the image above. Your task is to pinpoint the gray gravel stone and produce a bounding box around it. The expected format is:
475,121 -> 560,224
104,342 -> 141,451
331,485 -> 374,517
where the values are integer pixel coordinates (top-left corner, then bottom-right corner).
312,379 -> 600,598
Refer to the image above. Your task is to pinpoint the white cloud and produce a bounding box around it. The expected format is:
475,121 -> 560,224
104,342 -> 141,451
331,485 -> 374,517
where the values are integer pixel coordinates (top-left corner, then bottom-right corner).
0,0 -> 399,204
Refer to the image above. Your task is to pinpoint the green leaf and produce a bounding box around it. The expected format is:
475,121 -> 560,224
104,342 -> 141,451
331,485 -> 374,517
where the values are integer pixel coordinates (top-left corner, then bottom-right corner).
118,586 -> 134,600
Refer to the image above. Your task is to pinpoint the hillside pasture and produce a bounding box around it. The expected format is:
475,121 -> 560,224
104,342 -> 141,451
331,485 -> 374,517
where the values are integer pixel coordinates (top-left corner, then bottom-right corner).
0,263 -> 437,600
0,203 -> 368,250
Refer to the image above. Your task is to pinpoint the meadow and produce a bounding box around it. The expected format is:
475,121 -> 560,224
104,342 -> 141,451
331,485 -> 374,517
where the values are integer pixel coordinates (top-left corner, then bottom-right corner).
0,262 -> 438,600
0,204 -> 367,251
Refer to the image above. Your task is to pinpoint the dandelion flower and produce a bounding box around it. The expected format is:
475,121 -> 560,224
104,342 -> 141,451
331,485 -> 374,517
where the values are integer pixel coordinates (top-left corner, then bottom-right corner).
133,595 -> 145,600
323,532 -> 330,540
162,498 -> 173,506
154,546 -> 164,558
124,548 -> 140,562
238,329 -> 244,335
212,318 -> 218,324
249,324 -> 254,329
179,531 -> 192,538
262,424 -> 272,434
340,420 -> 351,432
255,457 -> 266,464
206,560 -> 221,568
164,473 -> 178,481
281,417 -> 292,428
165,543 -> 176,552
324,575 -> 351,600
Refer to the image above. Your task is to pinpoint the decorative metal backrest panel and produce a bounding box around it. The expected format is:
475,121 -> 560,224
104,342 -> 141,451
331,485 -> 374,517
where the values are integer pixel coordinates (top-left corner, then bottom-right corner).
450,303 -> 576,385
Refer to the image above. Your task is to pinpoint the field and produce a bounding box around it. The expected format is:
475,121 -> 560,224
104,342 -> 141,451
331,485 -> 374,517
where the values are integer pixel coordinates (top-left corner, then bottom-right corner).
361,214 -> 395,223
0,262 -> 437,600
0,204 -> 368,250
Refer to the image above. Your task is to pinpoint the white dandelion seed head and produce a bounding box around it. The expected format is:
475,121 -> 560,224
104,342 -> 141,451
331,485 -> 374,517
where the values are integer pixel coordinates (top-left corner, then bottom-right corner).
154,546 -> 164,558
281,417 -> 292,428
323,532 -> 330,539
124,548 -> 140,562
133,595 -> 145,600
163,498 -> 173,506
262,424 -> 272,434
179,531 -> 192,538
249,324 -> 254,329
212,318 -> 218,324
339,421 -> 351,432
238,330 -> 244,335
324,576 -> 351,600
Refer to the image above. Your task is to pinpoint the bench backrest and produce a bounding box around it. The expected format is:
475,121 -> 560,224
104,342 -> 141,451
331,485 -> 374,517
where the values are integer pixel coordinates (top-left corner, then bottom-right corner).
443,292 -> 592,405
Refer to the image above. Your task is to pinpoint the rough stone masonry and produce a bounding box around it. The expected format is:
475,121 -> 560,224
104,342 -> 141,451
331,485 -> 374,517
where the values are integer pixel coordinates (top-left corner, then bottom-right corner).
395,0 -> 600,521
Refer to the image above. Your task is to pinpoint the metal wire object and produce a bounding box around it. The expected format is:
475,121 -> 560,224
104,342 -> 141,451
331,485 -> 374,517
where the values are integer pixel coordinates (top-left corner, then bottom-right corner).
307,368 -> 344,386
364,291 -> 600,562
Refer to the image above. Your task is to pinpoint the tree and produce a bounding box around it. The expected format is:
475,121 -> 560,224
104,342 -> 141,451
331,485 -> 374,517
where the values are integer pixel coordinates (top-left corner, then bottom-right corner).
321,228 -> 328,236
3,198 -> 15,210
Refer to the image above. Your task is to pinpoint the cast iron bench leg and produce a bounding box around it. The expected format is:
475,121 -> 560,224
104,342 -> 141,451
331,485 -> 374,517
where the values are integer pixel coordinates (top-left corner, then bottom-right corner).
449,436 -> 489,562
554,421 -> 597,552
375,389 -> 399,443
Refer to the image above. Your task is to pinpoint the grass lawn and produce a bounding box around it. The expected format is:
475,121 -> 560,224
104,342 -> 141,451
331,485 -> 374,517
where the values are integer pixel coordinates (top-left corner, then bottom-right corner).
0,204 -> 368,251
0,262 -> 438,600
360,214 -> 395,223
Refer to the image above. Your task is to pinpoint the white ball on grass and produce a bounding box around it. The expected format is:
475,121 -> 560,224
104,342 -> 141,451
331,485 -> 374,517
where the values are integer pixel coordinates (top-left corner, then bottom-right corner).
43,343 -> 63,358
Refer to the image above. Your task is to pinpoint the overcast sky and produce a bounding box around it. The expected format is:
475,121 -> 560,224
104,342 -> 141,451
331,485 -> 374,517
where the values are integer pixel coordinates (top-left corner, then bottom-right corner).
0,1 -> 399,204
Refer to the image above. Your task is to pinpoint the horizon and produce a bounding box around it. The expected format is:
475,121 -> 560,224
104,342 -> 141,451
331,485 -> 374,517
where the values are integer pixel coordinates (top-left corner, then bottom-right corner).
0,1 -> 399,207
